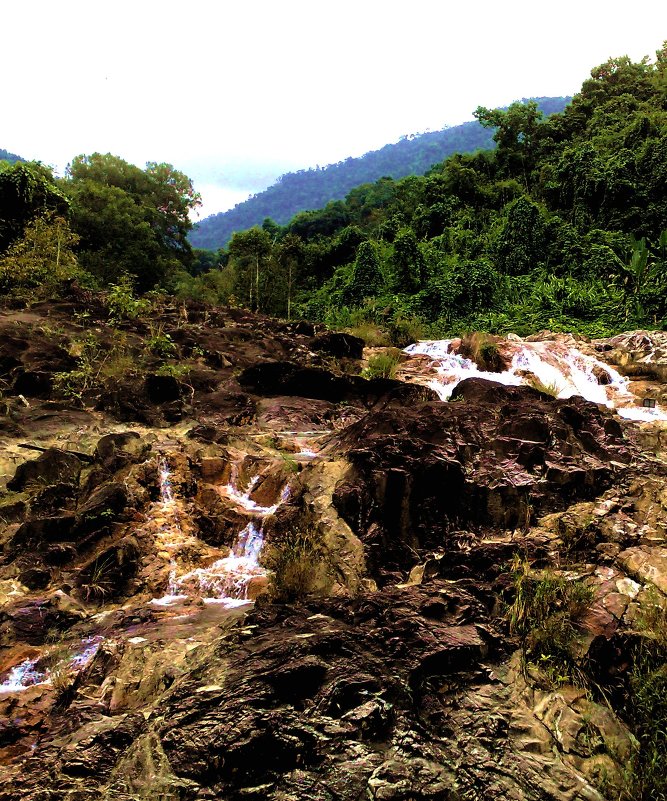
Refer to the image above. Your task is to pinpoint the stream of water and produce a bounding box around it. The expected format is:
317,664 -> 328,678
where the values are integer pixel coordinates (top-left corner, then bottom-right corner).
404,339 -> 667,421
0,636 -> 103,694
151,459 -> 289,608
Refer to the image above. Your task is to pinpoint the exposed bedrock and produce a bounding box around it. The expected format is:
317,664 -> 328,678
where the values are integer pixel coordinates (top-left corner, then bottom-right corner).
332,378 -> 631,583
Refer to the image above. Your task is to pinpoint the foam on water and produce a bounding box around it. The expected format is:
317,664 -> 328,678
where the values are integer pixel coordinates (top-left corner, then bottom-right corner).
151,460 -> 291,607
0,637 -> 104,693
223,471 -> 290,515
0,658 -> 46,693
405,338 -> 665,419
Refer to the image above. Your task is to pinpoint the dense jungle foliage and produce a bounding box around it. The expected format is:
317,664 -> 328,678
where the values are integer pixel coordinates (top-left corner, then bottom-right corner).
1,48 -> 667,341
179,46 -> 667,339
0,153 -> 201,294
190,97 -> 570,250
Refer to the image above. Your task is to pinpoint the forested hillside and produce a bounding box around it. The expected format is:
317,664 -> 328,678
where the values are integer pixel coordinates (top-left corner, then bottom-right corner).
0,148 -> 23,164
190,97 -> 570,250
177,48 -> 667,340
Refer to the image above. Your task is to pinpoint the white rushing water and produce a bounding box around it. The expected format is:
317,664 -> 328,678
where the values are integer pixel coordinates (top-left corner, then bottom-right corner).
404,339 -> 667,420
0,636 -> 103,694
151,459 -> 290,608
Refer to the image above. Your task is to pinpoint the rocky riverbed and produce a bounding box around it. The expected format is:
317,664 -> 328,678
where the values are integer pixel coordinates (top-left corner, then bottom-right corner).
0,289 -> 666,800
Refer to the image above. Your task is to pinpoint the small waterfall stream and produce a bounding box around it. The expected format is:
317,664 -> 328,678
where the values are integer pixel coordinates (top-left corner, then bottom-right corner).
404,339 -> 667,421
0,637 -> 103,694
151,458 -> 289,608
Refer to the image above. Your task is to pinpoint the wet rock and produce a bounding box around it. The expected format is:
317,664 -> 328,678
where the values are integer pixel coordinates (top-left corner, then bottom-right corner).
18,567 -> 51,590
10,514 -> 76,549
265,655 -> 329,702
0,497 -> 27,523
97,380 -> 161,425
12,370 -> 53,398
74,482 -> 129,539
195,386 -> 256,426
333,380 -> 630,581
310,332 -> 364,359
238,361 -> 438,406
367,759 -> 459,800
2,592 -> 86,645
7,449 -> 82,492
59,712 -> 148,778
44,542 -> 77,566
94,431 -> 147,470
144,373 -> 182,404
76,537 -> 140,601
29,482 -> 77,516
256,396 -> 335,432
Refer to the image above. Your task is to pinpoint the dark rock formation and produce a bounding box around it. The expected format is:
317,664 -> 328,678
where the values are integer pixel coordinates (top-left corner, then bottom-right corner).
334,379 -> 630,582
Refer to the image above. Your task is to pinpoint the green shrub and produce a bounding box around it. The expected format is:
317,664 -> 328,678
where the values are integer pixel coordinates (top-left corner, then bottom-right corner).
107,275 -> 152,321
266,526 -> 327,602
387,316 -> 426,348
507,557 -> 594,682
363,350 -> 401,379
526,377 -> 562,397
146,322 -> 176,357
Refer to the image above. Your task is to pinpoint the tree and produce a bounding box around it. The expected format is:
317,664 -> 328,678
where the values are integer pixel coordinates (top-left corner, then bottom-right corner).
494,197 -> 547,275
228,227 -> 273,311
0,213 -> 81,293
64,153 -> 200,290
0,161 -> 70,253
474,101 -> 543,188
392,227 -> 424,292
275,233 -> 303,320
347,241 -> 383,303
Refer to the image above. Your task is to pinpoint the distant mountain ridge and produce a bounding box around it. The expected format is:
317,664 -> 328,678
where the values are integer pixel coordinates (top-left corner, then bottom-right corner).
190,96 -> 570,251
0,148 -> 24,165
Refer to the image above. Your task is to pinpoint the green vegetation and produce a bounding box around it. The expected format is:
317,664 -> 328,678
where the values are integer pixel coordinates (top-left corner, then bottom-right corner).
190,97 -> 570,250
507,557 -> 594,683
363,350 -> 402,379
0,153 -> 201,298
617,595 -> 667,801
1,49 -> 667,342
178,46 -> 667,338
266,526 -> 328,602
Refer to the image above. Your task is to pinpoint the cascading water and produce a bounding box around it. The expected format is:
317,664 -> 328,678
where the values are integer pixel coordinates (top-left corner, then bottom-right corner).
0,636 -> 103,694
166,522 -> 268,607
151,459 -> 290,608
0,658 -> 45,693
223,466 -> 291,514
404,339 -> 667,421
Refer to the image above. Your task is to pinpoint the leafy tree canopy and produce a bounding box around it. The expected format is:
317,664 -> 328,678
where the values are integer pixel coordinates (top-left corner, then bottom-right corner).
64,153 -> 201,290
0,161 -> 70,252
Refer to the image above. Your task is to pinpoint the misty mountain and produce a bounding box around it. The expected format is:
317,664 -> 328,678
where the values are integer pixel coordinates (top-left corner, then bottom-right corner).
190,97 -> 570,251
0,148 -> 24,165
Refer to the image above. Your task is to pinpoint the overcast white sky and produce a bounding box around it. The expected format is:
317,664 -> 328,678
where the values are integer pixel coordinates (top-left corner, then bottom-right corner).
3,1 -> 667,217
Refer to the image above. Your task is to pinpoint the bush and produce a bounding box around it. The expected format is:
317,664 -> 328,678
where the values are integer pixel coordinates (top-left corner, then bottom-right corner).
459,332 -> 505,372
107,275 -> 152,321
507,557 -> 594,682
0,213 -> 88,297
363,350 -> 401,379
266,526 -> 327,602
387,316 -> 426,348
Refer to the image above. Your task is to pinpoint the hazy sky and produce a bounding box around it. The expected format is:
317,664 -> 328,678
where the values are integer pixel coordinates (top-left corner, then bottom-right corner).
3,1 -> 667,217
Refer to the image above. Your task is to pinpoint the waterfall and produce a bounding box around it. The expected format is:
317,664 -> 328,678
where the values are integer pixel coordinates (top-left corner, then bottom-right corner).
404,339 -> 667,420
151,459 -> 290,608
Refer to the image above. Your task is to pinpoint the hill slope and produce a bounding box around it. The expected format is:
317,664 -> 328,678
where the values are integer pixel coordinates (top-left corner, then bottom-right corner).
0,148 -> 24,165
190,96 -> 570,250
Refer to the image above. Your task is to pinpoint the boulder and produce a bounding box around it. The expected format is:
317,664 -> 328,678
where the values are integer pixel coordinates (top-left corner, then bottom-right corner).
7,449 -> 82,492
